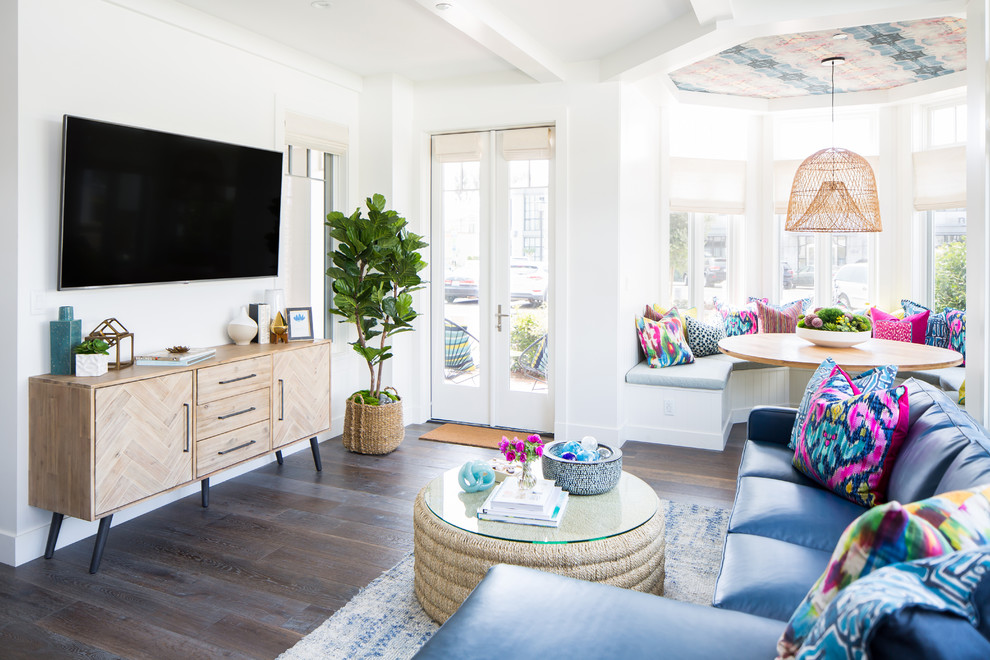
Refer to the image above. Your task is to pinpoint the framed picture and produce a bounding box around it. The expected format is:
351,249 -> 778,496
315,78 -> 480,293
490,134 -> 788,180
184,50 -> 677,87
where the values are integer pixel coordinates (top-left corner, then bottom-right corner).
286,307 -> 314,341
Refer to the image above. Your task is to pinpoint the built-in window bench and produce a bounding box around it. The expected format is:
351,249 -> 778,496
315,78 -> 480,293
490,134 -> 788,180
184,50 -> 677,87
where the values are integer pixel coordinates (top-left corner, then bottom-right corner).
623,356 -> 966,451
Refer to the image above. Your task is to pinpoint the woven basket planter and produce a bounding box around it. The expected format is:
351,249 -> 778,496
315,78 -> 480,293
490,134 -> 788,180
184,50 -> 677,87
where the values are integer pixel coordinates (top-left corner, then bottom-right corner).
342,388 -> 404,455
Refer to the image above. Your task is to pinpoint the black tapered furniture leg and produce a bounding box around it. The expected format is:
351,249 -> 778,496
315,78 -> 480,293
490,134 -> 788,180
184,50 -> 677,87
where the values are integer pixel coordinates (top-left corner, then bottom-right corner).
201,478 -> 210,508
44,512 -> 64,559
275,450 -> 284,465
310,437 -> 322,472
89,514 -> 113,574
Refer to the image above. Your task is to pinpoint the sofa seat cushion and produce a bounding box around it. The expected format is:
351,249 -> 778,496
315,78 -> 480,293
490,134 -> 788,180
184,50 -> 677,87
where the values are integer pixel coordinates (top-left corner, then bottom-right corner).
939,366 -> 966,392
898,369 -> 943,387
729,477 -> 864,552
737,440 -> 816,487
415,564 -> 785,660
714,533 -> 832,621
705,353 -> 780,370
624,358 -> 731,390
887,379 -> 990,503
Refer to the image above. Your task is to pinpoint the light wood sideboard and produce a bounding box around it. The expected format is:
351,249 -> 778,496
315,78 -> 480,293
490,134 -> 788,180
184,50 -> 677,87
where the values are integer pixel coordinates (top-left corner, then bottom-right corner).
29,340 -> 330,572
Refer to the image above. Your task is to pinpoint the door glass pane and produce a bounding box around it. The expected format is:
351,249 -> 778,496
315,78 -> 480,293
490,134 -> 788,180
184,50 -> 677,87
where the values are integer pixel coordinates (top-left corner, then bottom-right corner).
508,159 -> 549,393
442,160 -> 482,387
830,235 -> 871,309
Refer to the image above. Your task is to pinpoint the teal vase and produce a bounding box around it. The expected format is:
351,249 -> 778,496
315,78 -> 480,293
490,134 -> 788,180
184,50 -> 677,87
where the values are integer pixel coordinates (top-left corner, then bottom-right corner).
50,306 -> 82,375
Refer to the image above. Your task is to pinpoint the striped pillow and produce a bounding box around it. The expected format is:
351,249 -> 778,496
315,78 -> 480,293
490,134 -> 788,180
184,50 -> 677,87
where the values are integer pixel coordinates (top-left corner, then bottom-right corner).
756,299 -> 804,333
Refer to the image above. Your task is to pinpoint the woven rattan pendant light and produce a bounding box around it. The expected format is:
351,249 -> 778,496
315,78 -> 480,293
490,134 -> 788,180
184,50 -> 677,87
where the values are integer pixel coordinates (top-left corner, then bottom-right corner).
786,57 -> 882,232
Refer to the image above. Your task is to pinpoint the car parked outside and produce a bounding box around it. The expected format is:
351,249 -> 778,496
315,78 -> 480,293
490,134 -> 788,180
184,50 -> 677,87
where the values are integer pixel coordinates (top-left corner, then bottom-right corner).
510,260 -> 548,304
794,266 -> 814,288
832,262 -> 869,309
444,263 -> 480,302
704,257 -> 727,287
781,262 -> 794,289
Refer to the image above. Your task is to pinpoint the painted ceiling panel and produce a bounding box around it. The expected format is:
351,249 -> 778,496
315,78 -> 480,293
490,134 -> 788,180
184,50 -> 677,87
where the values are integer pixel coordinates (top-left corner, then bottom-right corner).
670,17 -> 966,99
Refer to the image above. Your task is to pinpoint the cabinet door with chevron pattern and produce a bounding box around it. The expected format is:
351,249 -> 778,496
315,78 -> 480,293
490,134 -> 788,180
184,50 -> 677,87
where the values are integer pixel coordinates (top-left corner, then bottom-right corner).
273,344 -> 330,449
94,372 -> 194,516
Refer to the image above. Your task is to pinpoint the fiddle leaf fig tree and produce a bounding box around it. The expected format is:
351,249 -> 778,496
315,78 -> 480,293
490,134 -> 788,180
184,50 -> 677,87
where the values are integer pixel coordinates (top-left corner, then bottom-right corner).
326,194 -> 428,403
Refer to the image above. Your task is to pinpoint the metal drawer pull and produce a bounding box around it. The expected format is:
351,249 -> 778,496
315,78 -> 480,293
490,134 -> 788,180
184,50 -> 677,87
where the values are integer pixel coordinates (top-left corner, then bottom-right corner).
217,406 -> 256,420
278,379 -> 285,421
218,440 -> 256,455
183,403 -> 191,453
218,373 -> 257,385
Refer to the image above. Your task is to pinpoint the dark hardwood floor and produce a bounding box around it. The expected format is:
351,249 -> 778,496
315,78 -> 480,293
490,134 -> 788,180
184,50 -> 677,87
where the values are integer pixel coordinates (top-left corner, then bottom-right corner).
0,422 -> 745,659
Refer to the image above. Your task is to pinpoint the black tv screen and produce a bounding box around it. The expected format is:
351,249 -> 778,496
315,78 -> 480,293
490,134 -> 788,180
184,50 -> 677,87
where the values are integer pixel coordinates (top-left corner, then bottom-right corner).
58,115 -> 283,289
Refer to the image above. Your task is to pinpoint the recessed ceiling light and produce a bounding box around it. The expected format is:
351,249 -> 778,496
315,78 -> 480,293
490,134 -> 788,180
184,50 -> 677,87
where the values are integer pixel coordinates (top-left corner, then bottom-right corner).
435,2 -> 453,10
832,33 -> 848,40
311,1 -> 331,8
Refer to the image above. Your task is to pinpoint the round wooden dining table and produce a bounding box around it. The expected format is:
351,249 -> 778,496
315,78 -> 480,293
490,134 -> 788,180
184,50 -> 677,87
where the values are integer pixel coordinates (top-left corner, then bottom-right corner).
718,333 -> 963,371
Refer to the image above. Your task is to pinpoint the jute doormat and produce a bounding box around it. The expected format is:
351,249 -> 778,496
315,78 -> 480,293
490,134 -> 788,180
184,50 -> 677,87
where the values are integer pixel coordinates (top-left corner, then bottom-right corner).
419,423 -> 550,450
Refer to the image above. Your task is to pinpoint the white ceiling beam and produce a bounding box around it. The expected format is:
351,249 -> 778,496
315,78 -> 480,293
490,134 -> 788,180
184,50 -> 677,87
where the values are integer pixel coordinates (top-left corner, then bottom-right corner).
599,11 -> 720,81
690,0 -> 735,25
410,0 -> 566,83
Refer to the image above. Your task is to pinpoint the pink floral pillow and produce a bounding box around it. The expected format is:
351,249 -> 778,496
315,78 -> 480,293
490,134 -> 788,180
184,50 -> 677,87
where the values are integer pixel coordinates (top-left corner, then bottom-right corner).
873,318 -> 912,343
869,307 -> 929,344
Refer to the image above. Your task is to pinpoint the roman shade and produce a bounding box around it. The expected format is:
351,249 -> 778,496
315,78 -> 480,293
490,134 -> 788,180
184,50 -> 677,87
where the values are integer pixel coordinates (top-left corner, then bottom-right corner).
433,132 -> 484,162
670,157 -> 746,214
913,146 -> 966,211
284,111 -> 348,155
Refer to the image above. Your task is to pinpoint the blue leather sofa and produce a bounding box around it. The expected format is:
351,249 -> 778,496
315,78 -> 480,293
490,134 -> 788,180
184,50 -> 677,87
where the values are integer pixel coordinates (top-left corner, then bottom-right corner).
415,379 -> 990,659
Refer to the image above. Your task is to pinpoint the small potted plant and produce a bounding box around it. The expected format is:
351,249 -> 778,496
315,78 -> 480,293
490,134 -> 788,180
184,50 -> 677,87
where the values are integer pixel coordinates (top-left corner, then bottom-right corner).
73,339 -> 110,377
498,434 -> 545,490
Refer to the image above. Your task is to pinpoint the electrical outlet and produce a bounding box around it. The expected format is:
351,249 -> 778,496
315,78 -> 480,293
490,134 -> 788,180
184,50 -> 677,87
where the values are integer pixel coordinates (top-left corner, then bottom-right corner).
664,399 -> 675,416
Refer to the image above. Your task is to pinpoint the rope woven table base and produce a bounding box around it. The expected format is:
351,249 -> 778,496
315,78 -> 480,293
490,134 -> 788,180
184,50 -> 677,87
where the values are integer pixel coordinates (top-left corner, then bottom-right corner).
412,487 -> 666,624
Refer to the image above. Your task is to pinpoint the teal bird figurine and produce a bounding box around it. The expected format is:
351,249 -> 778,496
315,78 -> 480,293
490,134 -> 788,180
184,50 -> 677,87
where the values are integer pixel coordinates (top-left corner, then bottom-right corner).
458,460 -> 495,492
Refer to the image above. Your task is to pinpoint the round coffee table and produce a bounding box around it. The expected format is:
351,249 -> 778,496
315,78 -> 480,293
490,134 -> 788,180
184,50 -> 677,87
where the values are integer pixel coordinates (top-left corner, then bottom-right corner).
413,467 -> 665,623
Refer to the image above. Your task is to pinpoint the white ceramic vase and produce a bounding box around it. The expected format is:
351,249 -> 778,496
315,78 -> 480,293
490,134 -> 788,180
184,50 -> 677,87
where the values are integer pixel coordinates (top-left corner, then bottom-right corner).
75,353 -> 108,377
228,306 -> 259,345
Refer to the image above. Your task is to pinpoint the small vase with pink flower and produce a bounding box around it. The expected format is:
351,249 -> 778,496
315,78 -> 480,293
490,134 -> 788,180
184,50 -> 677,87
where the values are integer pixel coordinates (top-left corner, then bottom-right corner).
498,433 -> 545,491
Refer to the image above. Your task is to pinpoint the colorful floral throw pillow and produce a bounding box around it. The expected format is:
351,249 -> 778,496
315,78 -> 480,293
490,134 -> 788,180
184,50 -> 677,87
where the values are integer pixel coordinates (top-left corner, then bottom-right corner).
788,360 -> 898,450
873,318 -> 912,343
755,299 -> 804,333
794,381 -> 909,508
798,548 -> 990,659
777,486 -> 990,659
713,297 -> 759,337
634,314 -> 694,369
683,314 -> 725,358
945,308 -> 966,366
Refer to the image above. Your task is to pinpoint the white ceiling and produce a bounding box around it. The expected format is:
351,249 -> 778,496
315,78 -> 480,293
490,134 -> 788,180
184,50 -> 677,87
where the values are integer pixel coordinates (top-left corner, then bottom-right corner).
170,0 -> 967,96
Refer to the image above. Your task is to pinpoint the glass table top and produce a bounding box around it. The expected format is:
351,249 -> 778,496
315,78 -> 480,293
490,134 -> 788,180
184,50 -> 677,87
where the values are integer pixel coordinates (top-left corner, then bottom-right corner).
422,465 -> 659,544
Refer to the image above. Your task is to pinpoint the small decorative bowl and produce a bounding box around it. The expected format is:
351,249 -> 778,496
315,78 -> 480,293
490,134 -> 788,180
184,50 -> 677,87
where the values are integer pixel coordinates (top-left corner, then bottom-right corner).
796,326 -> 872,348
541,440 -> 622,496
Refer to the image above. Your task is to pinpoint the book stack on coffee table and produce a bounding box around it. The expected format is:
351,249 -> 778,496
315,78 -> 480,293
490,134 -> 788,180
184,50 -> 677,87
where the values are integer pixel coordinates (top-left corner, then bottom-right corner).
477,476 -> 568,527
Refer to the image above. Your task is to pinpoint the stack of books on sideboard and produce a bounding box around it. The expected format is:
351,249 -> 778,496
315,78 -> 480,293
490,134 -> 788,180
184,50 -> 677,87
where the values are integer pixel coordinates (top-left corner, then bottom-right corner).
478,476 -> 568,527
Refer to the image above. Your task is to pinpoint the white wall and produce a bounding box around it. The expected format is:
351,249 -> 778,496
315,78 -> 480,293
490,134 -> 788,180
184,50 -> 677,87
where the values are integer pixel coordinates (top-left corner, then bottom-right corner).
6,0 -> 361,565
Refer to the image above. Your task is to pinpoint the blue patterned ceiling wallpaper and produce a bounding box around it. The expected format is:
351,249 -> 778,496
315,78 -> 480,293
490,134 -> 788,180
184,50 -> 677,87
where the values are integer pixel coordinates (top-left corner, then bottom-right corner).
670,17 -> 966,99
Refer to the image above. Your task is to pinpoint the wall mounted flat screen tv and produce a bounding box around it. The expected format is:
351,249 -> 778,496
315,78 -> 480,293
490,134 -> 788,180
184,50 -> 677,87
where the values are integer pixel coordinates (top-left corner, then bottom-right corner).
59,115 -> 283,290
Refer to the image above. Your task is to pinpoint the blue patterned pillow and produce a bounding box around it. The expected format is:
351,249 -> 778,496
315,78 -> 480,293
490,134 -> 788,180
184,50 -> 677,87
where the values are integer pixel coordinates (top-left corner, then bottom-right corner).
901,299 -> 950,349
945,308 -> 966,366
714,297 -> 759,337
788,359 -> 899,450
683,314 -> 725,358
797,549 -> 990,660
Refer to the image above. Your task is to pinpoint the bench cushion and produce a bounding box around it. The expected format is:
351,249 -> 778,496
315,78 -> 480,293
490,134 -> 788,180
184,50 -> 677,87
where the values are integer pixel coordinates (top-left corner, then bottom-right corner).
625,359 -> 731,390
939,367 -> 966,392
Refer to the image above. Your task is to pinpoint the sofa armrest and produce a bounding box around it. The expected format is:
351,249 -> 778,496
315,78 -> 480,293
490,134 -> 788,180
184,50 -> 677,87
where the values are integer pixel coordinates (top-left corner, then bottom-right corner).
414,564 -> 784,660
748,406 -> 798,445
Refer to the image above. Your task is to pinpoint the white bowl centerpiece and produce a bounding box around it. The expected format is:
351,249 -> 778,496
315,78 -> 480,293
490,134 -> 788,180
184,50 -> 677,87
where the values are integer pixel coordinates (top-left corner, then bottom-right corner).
796,307 -> 873,348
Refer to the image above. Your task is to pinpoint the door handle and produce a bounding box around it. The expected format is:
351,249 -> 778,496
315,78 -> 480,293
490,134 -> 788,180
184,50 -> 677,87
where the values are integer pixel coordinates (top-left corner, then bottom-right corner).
278,379 -> 285,421
495,304 -> 510,332
183,403 -> 191,453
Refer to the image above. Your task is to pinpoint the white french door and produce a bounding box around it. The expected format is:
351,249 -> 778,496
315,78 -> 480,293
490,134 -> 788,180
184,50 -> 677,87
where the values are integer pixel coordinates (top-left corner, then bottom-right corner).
430,127 -> 554,433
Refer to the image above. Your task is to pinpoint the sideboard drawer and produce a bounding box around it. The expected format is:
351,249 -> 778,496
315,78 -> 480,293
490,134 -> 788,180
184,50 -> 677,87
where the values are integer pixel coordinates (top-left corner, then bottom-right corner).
196,420 -> 271,477
196,388 -> 270,440
197,356 -> 272,404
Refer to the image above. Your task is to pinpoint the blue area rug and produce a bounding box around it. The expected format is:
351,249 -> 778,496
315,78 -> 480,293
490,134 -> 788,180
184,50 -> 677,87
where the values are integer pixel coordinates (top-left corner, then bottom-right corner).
277,499 -> 730,659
